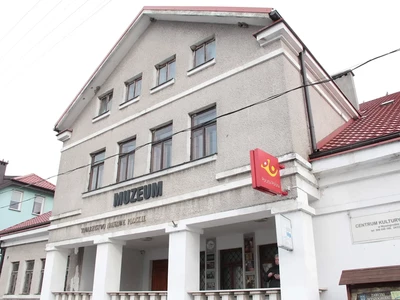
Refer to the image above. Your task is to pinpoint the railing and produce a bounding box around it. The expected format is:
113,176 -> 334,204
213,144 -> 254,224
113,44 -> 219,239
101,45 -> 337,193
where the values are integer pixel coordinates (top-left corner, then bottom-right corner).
1,296 -> 40,300
189,289 -> 281,300
52,291 -> 93,300
108,291 -> 167,300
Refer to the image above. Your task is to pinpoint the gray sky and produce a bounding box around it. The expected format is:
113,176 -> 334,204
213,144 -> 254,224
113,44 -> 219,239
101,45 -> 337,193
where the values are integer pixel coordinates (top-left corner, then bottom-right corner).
0,0 -> 399,183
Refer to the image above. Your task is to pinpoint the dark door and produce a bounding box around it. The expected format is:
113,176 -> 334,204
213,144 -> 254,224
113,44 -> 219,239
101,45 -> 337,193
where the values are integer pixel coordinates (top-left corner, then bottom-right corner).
220,248 -> 243,289
259,244 -> 278,288
151,259 -> 168,291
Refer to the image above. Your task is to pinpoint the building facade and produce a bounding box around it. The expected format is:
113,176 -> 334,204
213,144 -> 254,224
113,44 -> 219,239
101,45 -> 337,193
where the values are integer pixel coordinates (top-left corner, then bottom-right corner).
0,161 -> 55,230
17,6 -> 398,300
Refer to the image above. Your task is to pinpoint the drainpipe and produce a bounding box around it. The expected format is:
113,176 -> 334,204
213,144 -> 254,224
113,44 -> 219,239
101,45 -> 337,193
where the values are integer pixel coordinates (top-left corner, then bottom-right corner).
299,50 -> 317,153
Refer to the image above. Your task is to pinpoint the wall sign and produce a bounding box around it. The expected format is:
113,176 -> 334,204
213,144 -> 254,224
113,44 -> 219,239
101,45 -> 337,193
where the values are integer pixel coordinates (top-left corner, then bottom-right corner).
81,215 -> 146,234
113,181 -> 163,207
357,291 -> 400,300
276,214 -> 293,251
351,210 -> 400,244
205,238 -> 216,290
249,149 -> 287,196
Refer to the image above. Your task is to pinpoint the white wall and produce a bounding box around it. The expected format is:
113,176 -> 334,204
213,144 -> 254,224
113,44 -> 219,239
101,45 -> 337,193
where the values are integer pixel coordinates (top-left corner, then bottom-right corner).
120,248 -> 144,291
80,246 -> 96,291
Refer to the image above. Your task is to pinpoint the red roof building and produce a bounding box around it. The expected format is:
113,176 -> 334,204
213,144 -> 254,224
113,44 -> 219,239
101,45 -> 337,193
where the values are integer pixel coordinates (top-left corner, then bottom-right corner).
0,211 -> 51,237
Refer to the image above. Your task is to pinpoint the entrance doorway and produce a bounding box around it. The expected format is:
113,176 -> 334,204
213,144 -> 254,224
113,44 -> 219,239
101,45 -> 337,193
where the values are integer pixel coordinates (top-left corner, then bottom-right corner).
220,248 -> 243,289
151,259 -> 168,291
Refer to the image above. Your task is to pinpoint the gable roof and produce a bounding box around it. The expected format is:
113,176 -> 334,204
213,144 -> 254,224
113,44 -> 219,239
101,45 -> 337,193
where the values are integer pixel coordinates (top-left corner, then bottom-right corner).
0,211 -> 51,237
12,174 -> 56,192
54,6 -> 273,132
311,91 -> 400,159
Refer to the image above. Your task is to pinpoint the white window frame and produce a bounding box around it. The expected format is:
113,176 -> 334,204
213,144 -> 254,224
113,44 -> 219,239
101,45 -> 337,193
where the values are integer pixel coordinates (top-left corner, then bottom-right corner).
32,195 -> 45,215
9,190 -> 23,211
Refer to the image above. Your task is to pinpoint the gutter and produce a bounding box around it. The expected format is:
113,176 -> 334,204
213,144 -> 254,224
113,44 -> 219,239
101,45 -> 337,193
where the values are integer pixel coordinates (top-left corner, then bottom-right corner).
309,131 -> 400,160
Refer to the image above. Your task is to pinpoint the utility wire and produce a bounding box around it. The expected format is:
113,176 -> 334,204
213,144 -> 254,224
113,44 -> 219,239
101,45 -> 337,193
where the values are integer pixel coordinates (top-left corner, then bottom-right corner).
0,47 -> 399,202
0,0 -> 43,44
0,0 -> 64,64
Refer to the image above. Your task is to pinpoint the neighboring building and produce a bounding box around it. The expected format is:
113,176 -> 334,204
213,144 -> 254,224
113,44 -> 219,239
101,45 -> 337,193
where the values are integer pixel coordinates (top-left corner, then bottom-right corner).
7,5 -> 394,300
0,212 -> 51,300
0,161 -> 55,230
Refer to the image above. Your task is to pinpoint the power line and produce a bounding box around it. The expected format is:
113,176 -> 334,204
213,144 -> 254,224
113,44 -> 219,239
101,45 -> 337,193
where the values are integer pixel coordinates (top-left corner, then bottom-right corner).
0,0 -> 43,44
0,196 -> 37,210
0,46 -> 399,202
0,0 -> 64,64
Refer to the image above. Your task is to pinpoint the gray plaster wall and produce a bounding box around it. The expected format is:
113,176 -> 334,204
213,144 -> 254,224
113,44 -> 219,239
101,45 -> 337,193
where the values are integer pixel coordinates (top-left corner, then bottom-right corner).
0,241 -> 46,298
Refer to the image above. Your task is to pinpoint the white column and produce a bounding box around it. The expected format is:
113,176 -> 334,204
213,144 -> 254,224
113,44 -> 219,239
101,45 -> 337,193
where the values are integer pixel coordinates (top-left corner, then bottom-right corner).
275,191 -> 320,300
92,238 -> 125,300
40,246 -> 69,300
166,225 -> 203,300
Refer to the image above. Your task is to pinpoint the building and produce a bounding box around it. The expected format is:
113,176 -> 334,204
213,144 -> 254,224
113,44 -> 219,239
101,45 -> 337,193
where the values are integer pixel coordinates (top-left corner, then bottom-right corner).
3,5 -> 395,300
0,212 -> 50,299
0,161 -> 55,230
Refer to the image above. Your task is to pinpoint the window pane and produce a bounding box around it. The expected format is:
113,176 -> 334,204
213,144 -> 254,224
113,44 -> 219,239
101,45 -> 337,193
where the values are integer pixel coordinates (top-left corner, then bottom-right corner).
168,60 -> 176,80
154,125 -> 172,141
121,140 -> 136,154
193,108 -> 216,126
192,128 -> 204,159
90,166 -> 98,190
127,83 -> 135,100
118,156 -> 128,182
152,143 -> 162,172
195,46 -> 205,66
10,191 -> 22,210
135,78 -> 142,97
159,65 -> 167,84
205,124 -> 217,156
127,154 -> 135,179
163,139 -> 172,169
97,164 -> 104,188
32,197 -> 44,215
94,151 -> 105,163
206,40 -> 216,61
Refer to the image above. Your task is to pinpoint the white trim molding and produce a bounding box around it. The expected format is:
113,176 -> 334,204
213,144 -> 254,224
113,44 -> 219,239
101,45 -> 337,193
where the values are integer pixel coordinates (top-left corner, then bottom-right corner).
119,96 -> 140,110
187,58 -> 216,76
92,111 -> 110,123
150,78 -> 175,94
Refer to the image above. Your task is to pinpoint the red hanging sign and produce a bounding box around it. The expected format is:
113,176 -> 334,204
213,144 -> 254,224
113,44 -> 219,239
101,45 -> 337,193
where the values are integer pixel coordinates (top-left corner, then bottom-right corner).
250,149 -> 287,196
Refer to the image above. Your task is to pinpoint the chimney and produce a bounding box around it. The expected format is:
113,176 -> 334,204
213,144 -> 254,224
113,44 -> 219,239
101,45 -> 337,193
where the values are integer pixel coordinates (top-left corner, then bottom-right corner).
0,160 -> 8,184
332,70 -> 359,111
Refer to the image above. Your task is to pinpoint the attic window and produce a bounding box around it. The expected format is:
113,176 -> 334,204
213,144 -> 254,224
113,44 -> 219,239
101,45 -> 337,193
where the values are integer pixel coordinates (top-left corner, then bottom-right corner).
380,99 -> 394,106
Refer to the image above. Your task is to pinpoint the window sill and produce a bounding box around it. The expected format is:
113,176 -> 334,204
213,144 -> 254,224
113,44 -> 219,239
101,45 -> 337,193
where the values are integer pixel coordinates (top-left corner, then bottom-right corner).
9,208 -> 21,212
150,78 -> 175,94
119,96 -> 140,110
92,111 -> 110,123
187,58 -> 215,76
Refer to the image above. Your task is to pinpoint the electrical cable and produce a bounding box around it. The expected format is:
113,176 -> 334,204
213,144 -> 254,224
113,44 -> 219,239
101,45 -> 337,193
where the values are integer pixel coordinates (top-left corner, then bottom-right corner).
0,47 -> 399,203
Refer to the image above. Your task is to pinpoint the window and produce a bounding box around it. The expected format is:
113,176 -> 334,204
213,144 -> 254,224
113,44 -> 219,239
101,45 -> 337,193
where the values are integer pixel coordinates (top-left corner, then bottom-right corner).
98,91 -> 112,115
64,255 -> 70,291
89,150 -> 105,191
194,39 -> 215,67
32,196 -> 45,215
9,190 -> 23,211
22,260 -> 35,294
157,58 -> 176,85
125,77 -> 142,102
151,124 -> 173,172
117,139 -> 136,182
191,107 -> 217,160
8,262 -> 19,294
37,259 -> 45,294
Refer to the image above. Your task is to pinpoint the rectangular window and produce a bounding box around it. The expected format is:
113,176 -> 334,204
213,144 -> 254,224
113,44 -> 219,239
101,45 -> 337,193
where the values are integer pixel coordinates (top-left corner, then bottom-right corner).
151,124 -> 173,172
98,91 -> 112,115
191,107 -> 217,160
8,262 -> 19,294
32,196 -> 45,215
157,59 -> 176,85
9,190 -> 23,211
126,77 -> 142,102
89,150 -> 105,191
117,139 -> 136,182
194,39 -> 215,67
22,260 -> 35,294
37,259 -> 45,294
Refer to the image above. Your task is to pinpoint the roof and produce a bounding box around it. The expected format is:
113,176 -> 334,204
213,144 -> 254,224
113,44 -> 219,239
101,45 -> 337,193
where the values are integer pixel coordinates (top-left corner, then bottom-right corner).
312,91 -> 400,159
339,265 -> 400,285
54,6 -> 273,132
12,174 -> 56,192
0,211 -> 51,237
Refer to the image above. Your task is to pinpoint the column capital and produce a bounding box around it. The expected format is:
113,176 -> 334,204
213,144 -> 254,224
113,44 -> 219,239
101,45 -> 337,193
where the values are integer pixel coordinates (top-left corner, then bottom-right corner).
93,237 -> 126,245
165,224 -> 203,234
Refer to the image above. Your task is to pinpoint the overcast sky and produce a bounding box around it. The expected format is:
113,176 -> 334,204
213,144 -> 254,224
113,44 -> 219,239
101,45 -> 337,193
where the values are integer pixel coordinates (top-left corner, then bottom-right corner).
0,0 -> 399,183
